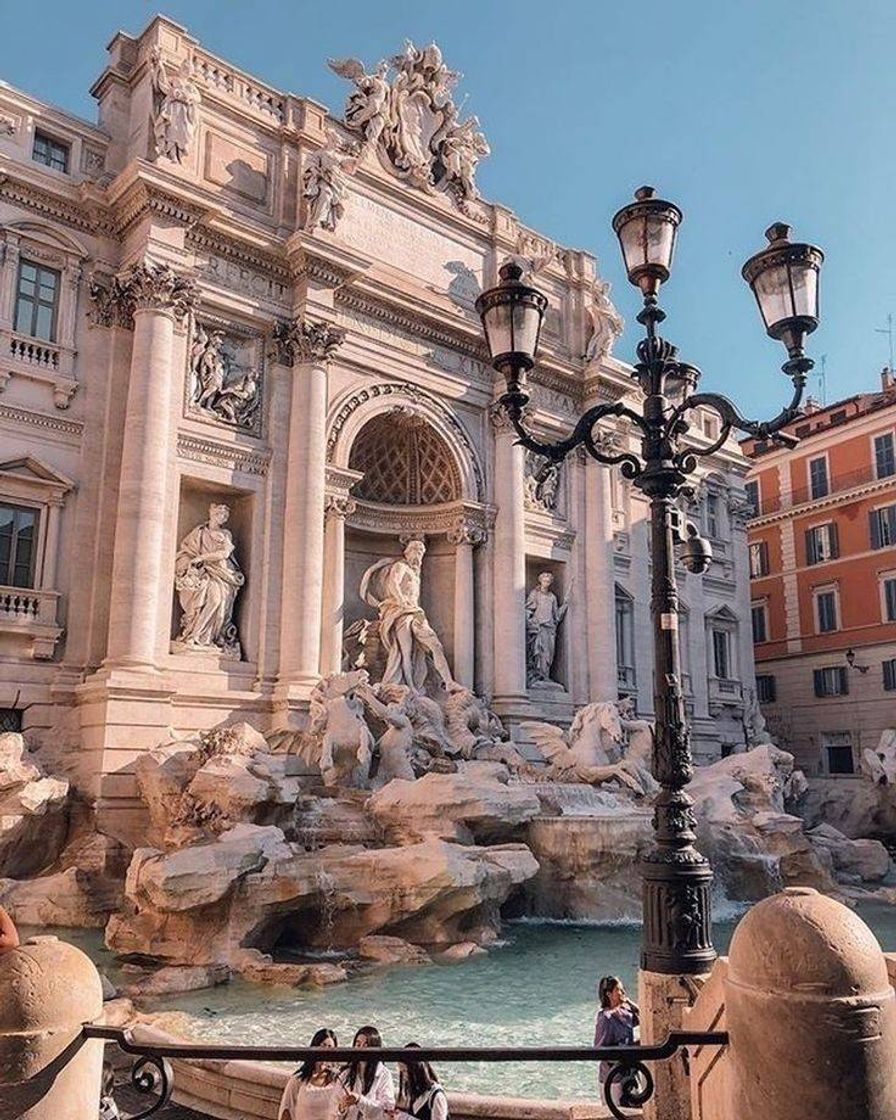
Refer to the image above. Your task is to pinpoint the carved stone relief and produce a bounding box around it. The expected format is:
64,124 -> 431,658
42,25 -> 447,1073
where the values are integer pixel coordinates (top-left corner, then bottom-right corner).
524,450 -> 564,515
302,132 -> 359,233
583,278 -> 624,364
328,42 -> 489,212
187,320 -> 263,434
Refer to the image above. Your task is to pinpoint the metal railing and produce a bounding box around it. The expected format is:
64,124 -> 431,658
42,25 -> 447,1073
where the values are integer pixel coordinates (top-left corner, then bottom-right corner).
84,1026 -> 728,1120
750,461 -> 896,517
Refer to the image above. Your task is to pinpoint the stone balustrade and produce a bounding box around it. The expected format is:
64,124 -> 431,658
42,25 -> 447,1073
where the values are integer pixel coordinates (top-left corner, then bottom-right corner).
0,585 -> 62,659
1,328 -> 78,407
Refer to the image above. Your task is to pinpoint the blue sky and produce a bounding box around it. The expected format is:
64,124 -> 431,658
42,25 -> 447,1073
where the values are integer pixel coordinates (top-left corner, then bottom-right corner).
1,1 -> 892,416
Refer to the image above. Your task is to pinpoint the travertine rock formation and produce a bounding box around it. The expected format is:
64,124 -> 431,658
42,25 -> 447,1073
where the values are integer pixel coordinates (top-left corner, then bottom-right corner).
0,733 -> 69,879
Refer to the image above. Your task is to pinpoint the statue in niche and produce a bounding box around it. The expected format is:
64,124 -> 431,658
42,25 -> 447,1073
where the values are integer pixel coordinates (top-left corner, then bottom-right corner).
150,48 -> 200,164
172,503 -> 244,660
302,133 -> 358,232
359,539 -> 460,694
189,323 -> 260,430
524,453 -> 562,514
525,572 -> 572,686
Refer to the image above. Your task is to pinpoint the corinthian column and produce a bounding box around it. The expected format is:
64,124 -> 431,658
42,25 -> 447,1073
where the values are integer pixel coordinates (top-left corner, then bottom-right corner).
104,263 -> 198,669
274,318 -> 345,696
490,401 -> 529,712
447,517 -> 484,689
320,495 -> 356,675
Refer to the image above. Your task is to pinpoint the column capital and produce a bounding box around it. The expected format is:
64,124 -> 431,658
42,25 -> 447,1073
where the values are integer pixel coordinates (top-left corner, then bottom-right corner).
489,399 -> 533,433
270,317 -> 346,367
88,262 -> 199,329
324,494 -> 357,520
447,516 -> 487,546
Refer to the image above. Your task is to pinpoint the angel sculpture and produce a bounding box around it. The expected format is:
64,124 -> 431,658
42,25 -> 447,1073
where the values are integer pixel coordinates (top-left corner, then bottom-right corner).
327,57 -> 391,150
440,115 -> 490,203
302,133 -> 354,233
150,48 -> 200,164
521,699 -> 655,796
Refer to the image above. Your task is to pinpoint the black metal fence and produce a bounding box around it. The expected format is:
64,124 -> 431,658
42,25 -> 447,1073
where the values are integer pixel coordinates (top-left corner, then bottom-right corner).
84,1025 -> 729,1120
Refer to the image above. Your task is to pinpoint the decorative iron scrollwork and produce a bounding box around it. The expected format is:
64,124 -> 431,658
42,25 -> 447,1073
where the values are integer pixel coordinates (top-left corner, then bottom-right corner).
123,1053 -> 174,1120
603,1060 -> 655,1119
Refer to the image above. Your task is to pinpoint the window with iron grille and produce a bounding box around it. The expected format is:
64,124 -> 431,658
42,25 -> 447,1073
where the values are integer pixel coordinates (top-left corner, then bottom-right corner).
874,432 -> 896,480
14,261 -> 60,342
813,666 -> 849,697
809,456 -> 829,499
870,505 -> 896,549
0,503 -> 39,588
615,587 -> 636,689
805,522 -> 839,565
32,131 -> 69,173
756,674 -> 777,703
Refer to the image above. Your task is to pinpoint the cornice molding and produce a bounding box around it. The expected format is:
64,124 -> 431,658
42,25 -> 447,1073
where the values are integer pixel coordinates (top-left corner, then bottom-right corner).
0,402 -> 84,437
0,171 -> 96,233
176,432 -> 270,476
749,476 -> 896,529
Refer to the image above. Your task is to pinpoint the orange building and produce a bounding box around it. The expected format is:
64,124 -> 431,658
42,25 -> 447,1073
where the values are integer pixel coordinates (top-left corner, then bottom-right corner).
742,371 -> 896,776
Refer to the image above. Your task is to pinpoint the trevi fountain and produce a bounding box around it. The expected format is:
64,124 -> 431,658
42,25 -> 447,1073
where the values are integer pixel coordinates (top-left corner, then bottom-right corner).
0,16 -> 895,1109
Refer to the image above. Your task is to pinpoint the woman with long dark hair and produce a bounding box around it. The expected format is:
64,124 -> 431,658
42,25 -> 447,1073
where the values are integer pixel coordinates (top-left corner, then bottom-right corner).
395,1043 -> 447,1120
337,1026 -> 396,1120
594,976 -> 640,1104
279,1029 -> 340,1120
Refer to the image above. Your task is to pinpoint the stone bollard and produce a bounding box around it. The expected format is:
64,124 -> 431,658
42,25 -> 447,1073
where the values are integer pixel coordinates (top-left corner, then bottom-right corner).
0,935 -> 104,1120
726,886 -> 896,1120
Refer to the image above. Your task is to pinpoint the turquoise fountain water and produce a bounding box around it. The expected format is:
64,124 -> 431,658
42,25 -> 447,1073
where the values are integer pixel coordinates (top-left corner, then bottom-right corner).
107,903 -> 896,1101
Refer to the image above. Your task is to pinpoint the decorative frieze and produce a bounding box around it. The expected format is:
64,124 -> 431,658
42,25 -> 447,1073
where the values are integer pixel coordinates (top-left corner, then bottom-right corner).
524,450 -> 564,515
0,403 -> 83,438
270,318 -> 346,367
176,432 -> 270,476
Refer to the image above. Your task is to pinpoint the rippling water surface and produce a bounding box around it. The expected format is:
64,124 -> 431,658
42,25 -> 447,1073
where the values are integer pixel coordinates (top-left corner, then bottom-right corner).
122,902 -> 896,1101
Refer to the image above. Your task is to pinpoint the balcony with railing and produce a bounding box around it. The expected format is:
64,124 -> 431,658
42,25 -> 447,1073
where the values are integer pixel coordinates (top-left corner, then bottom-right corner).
1,328 -> 78,408
749,462 -> 896,518
0,584 -> 62,659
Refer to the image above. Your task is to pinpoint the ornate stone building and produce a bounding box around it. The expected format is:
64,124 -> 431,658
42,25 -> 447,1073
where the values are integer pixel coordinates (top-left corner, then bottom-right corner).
0,16 -> 752,839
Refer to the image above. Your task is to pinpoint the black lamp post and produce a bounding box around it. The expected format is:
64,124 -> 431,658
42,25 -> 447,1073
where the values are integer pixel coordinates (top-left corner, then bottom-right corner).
476,188 -> 823,975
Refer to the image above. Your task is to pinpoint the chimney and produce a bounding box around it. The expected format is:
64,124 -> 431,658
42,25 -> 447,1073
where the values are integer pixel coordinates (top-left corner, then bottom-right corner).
882,367 -> 895,393
803,396 -> 821,414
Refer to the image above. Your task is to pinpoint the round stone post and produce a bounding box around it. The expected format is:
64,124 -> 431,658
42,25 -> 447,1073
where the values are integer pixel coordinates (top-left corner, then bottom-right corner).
726,887 -> 896,1120
490,401 -> 528,713
274,319 -> 345,697
0,936 -> 104,1120
104,262 -> 197,669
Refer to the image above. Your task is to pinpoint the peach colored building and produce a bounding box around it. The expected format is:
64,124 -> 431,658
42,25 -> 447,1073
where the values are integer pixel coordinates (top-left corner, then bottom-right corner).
0,16 -> 752,841
743,373 -> 896,775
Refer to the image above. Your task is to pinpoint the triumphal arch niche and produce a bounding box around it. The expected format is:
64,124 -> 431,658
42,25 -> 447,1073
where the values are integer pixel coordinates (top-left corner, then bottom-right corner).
324,384 -> 490,695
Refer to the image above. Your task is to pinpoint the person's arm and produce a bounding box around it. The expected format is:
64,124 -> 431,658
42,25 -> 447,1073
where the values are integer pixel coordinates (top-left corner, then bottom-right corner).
625,1000 -> 640,1026
356,1067 -> 396,1120
0,907 -> 19,954
430,1089 -> 448,1120
594,1012 -> 611,1049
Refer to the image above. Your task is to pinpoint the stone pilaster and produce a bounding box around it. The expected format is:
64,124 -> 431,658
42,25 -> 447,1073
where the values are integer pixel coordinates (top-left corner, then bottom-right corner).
489,400 -> 528,714
274,318 -> 346,698
583,452 -> 619,701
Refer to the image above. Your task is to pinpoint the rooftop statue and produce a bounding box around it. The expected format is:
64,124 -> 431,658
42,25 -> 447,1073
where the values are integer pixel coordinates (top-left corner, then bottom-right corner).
328,41 -> 489,210
150,48 -> 200,164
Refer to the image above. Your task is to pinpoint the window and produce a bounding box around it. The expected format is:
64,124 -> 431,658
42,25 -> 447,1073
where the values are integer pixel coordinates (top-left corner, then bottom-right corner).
794,423 -> 811,439
874,432 -> 896,480
756,674 -> 777,703
751,603 -> 768,644
711,628 -> 731,679
830,410 -> 847,426
744,480 -> 759,517
0,503 -> 38,588
813,666 -> 849,697
883,576 -> 896,623
14,261 -> 60,342
822,731 -> 854,775
702,415 -> 717,439
805,522 -> 839,565
615,587 -> 636,689
808,456 -> 829,499
884,659 -> 896,691
32,131 -> 69,173
870,505 -> 896,549
705,493 -> 720,539
815,589 -> 838,633
749,540 -> 769,577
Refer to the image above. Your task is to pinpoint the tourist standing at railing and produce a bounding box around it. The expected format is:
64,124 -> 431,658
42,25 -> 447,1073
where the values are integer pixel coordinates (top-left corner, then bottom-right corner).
279,1029 -> 342,1120
0,905 -> 19,956
594,976 -> 640,1102
338,1026 -> 396,1120
392,1042 -> 448,1120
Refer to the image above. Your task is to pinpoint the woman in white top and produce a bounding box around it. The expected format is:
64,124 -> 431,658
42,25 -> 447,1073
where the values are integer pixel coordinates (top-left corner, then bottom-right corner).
279,1029 -> 342,1120
395,1043 -> 448,1120
337,1026 -> 396,1120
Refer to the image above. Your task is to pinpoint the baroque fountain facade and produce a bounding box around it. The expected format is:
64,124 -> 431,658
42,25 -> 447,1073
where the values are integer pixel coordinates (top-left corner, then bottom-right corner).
0,17 -> 894,995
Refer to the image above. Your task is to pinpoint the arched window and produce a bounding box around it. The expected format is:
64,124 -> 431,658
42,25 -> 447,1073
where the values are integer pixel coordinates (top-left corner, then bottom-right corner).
349,411 -> 461,505
615,584 -> 636,690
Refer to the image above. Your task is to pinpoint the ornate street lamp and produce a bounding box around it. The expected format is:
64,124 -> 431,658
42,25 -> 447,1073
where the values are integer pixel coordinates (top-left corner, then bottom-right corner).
476,189 -> 823,975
